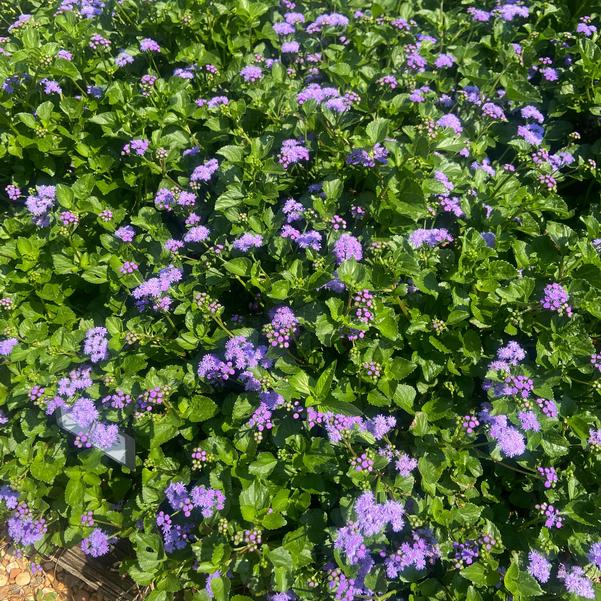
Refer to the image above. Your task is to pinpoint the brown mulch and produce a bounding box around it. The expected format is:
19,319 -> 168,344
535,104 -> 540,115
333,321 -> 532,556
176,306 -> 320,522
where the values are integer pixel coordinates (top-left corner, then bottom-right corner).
0,539 -> 102,601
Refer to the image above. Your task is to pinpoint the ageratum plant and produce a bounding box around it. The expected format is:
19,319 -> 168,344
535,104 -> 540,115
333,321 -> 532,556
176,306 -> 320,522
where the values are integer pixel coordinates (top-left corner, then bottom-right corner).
1,0 -> 601,600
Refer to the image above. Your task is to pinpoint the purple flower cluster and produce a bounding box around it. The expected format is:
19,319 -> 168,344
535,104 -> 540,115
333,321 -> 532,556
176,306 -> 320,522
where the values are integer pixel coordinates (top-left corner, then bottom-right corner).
25,185 -> 56,227
333,233 -> 362,263
541,283 -> 572,317
264,306 -> 298,348
81,528 -> 110,557
232,233 -> 263,252
132,265 -> 182,311
278,139 -> 310,168
83,326 -> 108,363
191,158 -> 219,183
408,228 -> 453,248
0,337 -> 18,356
7,503 -> 47,547
346,144 -> 388,167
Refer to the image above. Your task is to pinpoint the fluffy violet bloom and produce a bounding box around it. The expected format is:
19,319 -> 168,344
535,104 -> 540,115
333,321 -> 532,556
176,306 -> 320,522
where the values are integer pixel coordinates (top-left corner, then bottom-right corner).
334,525 -> 367,565
8,512 -> 47,547
232,233 -> 263,252
306,13 -> 349,34
354,491 -> 405,536
183,226 -> 210,243
577,16 -> 597,37
190,485 -> 225,518
0,338 -> 18,356
191,158 -> 219,183
264,306 -> 298,348
409,228 -> 453,249
489,415 -> 526,457
541,283 -> 572,317
0,485 -> 19,509
115,51 -> 134,67
495,4 -> 529,21
528,550 -> 551,583
282,41 -> 300,54
81,528 -> 110,557
346,144 -> 388,167
197,354 -> 236,382
240,65 -> 262,82
122,139 -> 149,156
83,326 -> 108,363
518,410 -> 540,432
68,397 -> 99,429
366,415 -> 396,440
40,78 -> 62,95
115,225 -> 135,243
91,422 -> 119,449
25,185 -> 56,227
273,22 -> 295,35
278,139 -> 310,169
224,336 -> 265,370
140,38 -> 160,52
395,453 -> 418,477
467,7 -> 491,22
295,231 -> 322,250
521,105 -> 544,123
282,199 -> 305,223
558,565 -> 594,599
497,341 -> 526,365
482,102 -> 507,120
434,53 -> 455,69
437,113 -> 463,134
333,233 -> 362,263
517,124 -> 544,145
588,542 -> 601,569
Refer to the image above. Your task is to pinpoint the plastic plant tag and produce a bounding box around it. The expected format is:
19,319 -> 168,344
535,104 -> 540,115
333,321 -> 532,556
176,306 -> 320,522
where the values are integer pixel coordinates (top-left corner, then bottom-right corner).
56,408 -> 136,470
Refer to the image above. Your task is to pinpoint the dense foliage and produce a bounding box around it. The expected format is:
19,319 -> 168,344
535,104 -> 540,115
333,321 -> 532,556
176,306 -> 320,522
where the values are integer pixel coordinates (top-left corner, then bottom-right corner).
1,0 -> 601,599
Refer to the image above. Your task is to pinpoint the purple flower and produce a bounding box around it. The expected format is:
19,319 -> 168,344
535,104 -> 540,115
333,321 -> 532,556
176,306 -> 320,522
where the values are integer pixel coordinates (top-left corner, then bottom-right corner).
115,51 -> 134,67
282,199 -> 305,222
5,184 -> 21,201
115,225 -> 135,243
434,53 -> 455,69
0,338 -> 18,356
264,306 -> 298,348
273,22 -> 295,35
0,485 -> 19,509
366,415 -> 396,440
558,565 -> 594,599
205,570 -> 221,598
482,102 -> 507,120
240,65 -> 262,82
517,124 -> 544,145
528,550 -> 551,583
333,233 -> 362,263
489,415 -> 526,457
191,158 -> 219,183
8,511 -> 47,546
577,17 -> 597,37
232,233 -> 263,252
83,326 -> 108,363
408,228 -> 453,249
518,411 -> 540,432
91,422 -> 119,449
278,139 -> 310,169
296,230 -> 322,250
184,226 -> 210,243
81,528 -> 110,557
25,185 -> 56,227
437,113 -> 463,134
140,38 -> 160,52
346,143 -> 388,167
467,7 -> 491,22
521,105 -> 544,123
334,526 -> 367,565
588,542 -> 601,569
282,41 -> 300,54
497,341 -> 526,365
197,354 -> 236,382
40,78 -> 62,95
306,13 -> 349,34
354,491 -> 405,536
541,283 -> 572,317
395,453 -> 418,477
68,397 -> 99,429
122,139 -> 149,156
495,4 -> 529,21
190,485 -> 225,518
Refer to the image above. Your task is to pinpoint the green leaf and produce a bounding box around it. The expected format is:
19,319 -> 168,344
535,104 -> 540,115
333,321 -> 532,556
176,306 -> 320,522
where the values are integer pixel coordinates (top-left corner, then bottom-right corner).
366,118 -> 390,143
249,452 -> 278,477
314,361 -> 336,401
224,258 -> 251,276
504,559 -> 543,597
